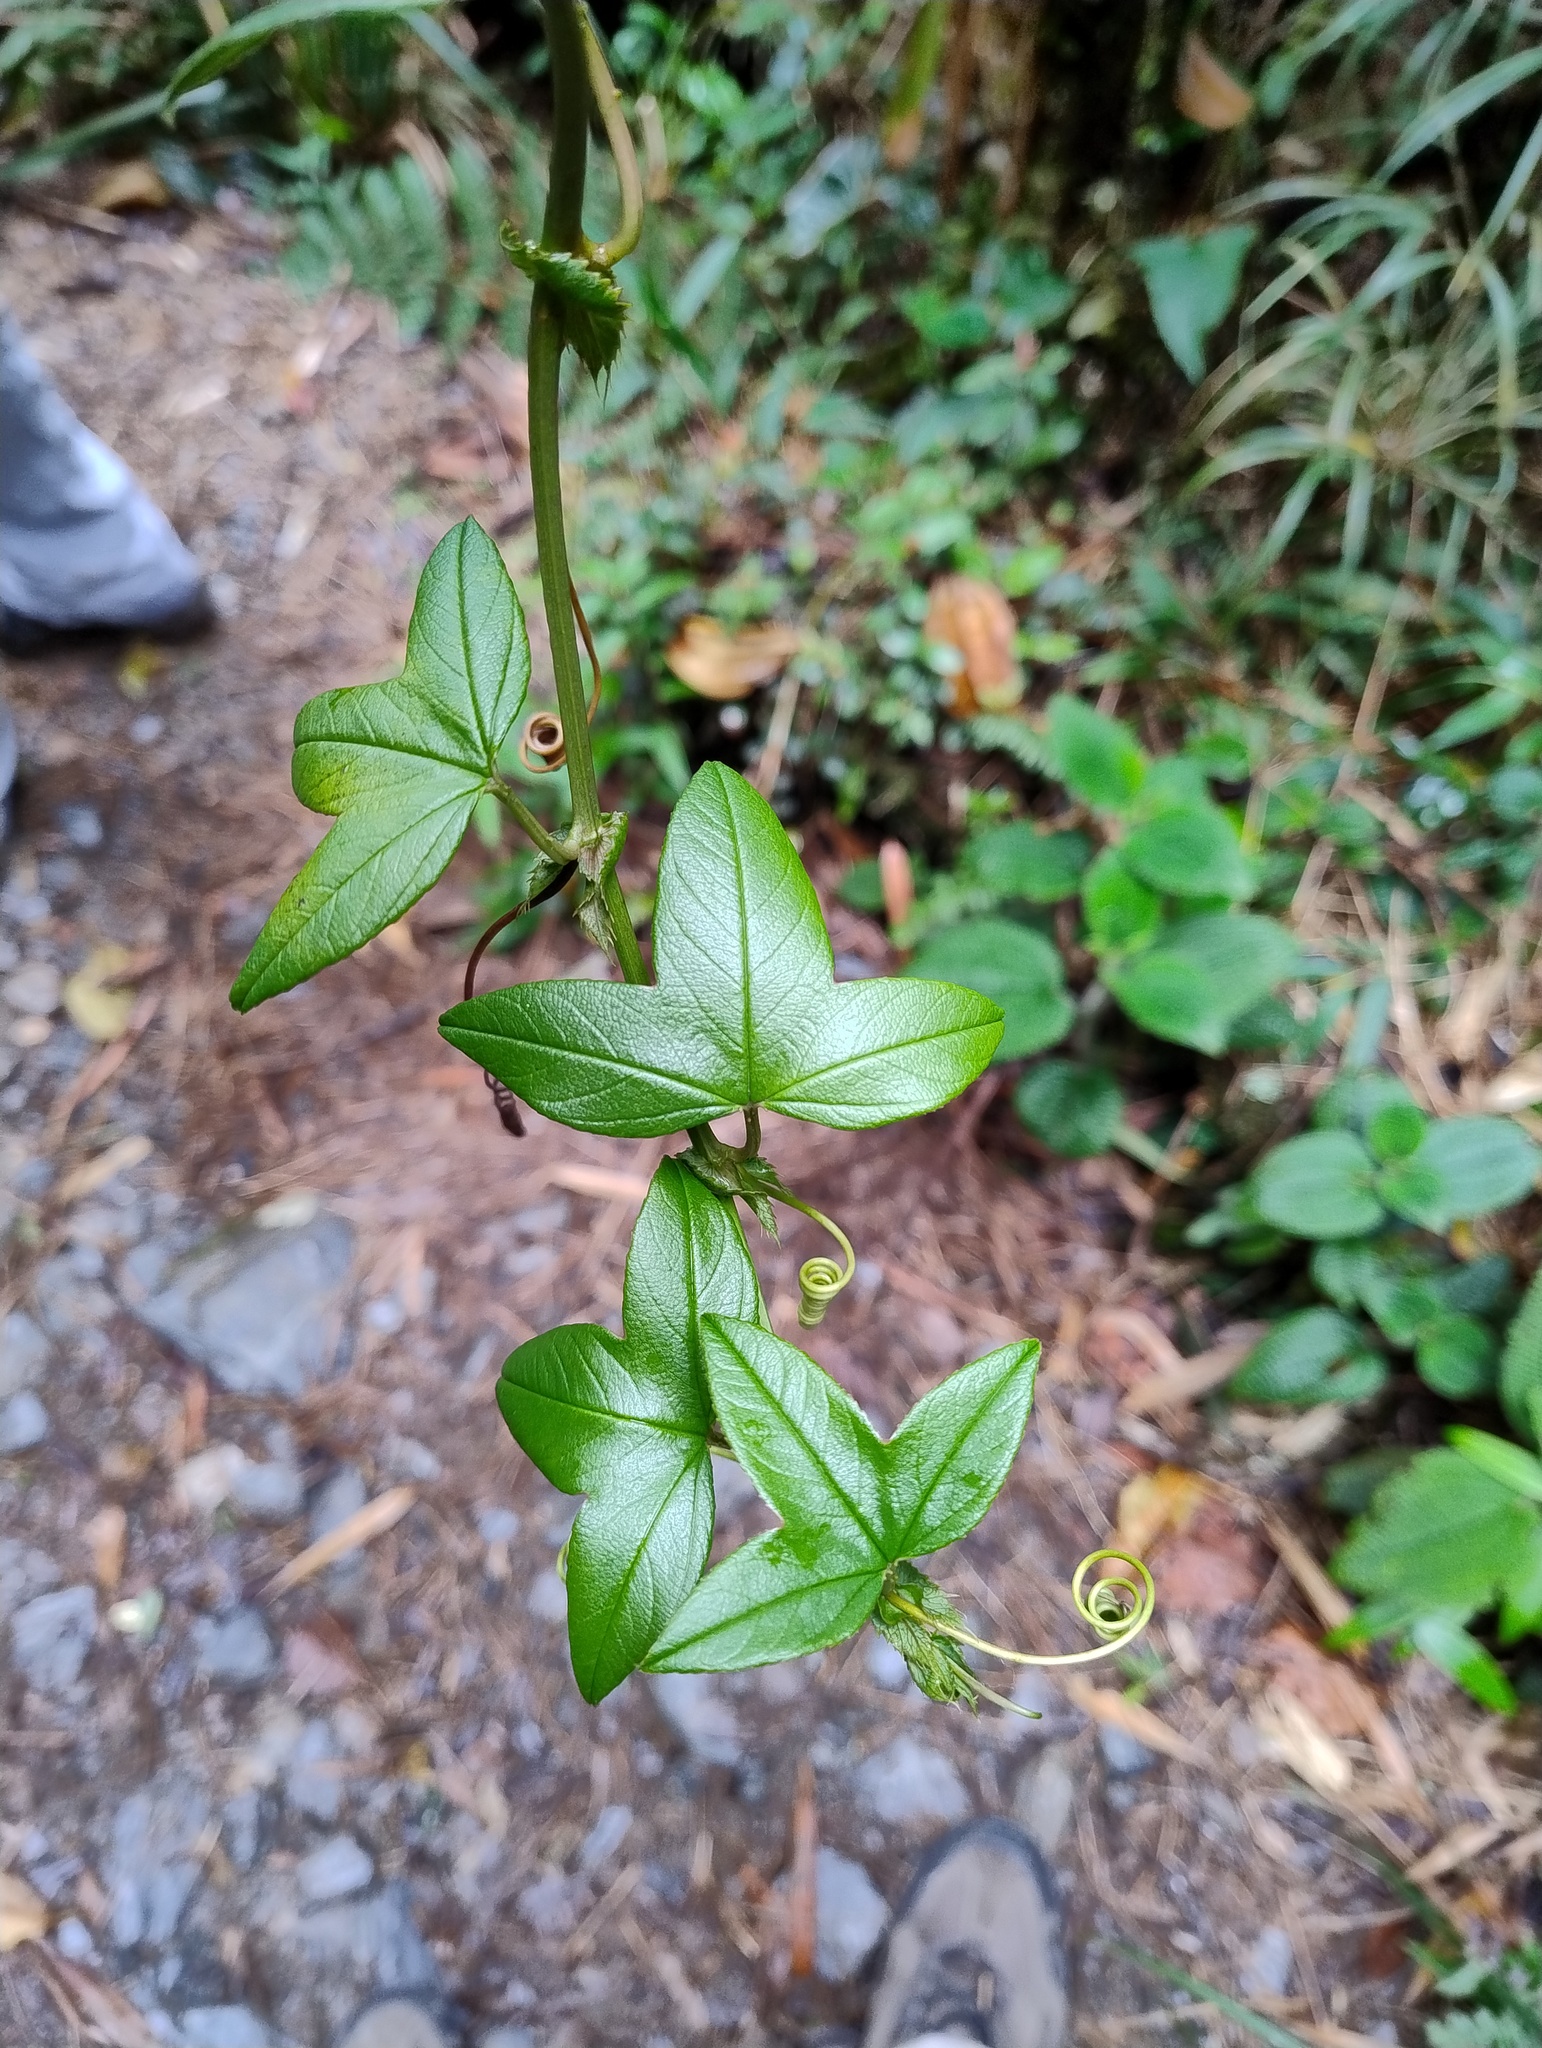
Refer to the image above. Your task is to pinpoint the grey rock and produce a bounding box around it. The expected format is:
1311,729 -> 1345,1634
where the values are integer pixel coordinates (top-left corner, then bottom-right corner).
129,1211 -> 354,1397
1012,1743 -> 1076,1857
1098,1724 -> 1157,1777
382,1433 -> 442,1483
650,1672 -> 742,1766
194,1608 -> 275,1690
516,1870 -> 582,1938
0,1309 -> 47,1398
579,1803 -> 632,1872
310,1466 -> 367,1543
229,1460 -> 303,1523
222,1789 -> 262,1871
297,1834 -> 374,1901
4,961 -> 61,1014
286,1718 -> 343,1821
856,1737 -> 969,1826
525,1570 -> 568,1625
0,1540 -> 61,1620
0,1388 -> 49,1451
1240,1926 -> 1295,1998
107,1774 -> 212,1949
481,2032 -> 537,2048
297,1880 -> 439,1993
32,1252 -> 114,1338
865,1634 -> 911,1690
474,1504 -> 520,1545
179,2010 -> 273,2048
11,1584 -> 95,1693
812,1848 -> 888,1982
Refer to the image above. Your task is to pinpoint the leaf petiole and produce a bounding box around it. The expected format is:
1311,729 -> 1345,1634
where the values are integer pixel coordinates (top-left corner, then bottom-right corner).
489,780 -> 571,861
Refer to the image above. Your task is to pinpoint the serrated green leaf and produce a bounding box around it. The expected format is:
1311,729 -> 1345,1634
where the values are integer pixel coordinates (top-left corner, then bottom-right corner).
1393,1117 -> 1541,1231
1045,693 -> 1146,812
166,0 -> 424,105
1416,1318 -> 1498,1400
1333,1447 -> 1539,1629
1229,1307 -> 1364,1405
1447,1427 -> 1542,1502
441,763 -> 1003,1137
906,917 -> 1073,1061
1502,1268 -> 1542,1447
232,519 -> 529,1010
500,231 -> 628,383
1082,848 -> 1160,953
645,1319 -> 1038,1672
1409,1614 -> 1518,1714
496,1158 -> 760,1702
1251,1129 -> 1385,1240
1104,913 -> 1299,1057
965,822 -> 1091,903
1014,1059 -> 1124,1158
1121,803 -> 1253,901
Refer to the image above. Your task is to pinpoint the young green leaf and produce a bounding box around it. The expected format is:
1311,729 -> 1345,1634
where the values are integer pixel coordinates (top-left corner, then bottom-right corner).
1229,1307 -> 1370,1406
1501,1267 -> 1542,1447
441,763 -> 1003,1136
905,917 -> 1073,1060
232,519 -> 530,1011
965,822 -> 1091,903
1014,1059 -> 1124,1158
645,1318 -> 1039,1672
1045,693 -> 1146,812
1132,225 -> 1257,383
1082,849 -> 1161,953
496,1158 -> 760,1703
500,234 -> 628,385
1251,1130 -> 1385,1240
1393,1117 -> 1541,1230
1409,1614 -> 1518,1715
1104,913 -> 1299,1057
1120,802 -> 1253,901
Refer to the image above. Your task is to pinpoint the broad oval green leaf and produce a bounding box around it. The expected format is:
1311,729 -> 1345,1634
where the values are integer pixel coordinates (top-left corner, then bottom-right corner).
1082,848 -> 1161,954
646,1317 -> 1038,1673
166,0 -> 429,106
1251,1129 -> 1384,1240
1446,1426 -> 1542,1502
231,519 -> 529,1011
906,917 -> 1073,1061
1502,1267 -> 1542,1448
1229,1307 -> 1363,1405
1046,692 -> 1146,812
966,822 -> 1091,903
441,763 -> 1003,1136
1121,803 -> 1253,901
1394,1116 -> 1541,1230
1104,912 -> 1299,1057
1132,225 -> 1257,383
1415,1316 -> 1498,1401
1014,1059 -> 1124,1158
496,1157 -> 760,1702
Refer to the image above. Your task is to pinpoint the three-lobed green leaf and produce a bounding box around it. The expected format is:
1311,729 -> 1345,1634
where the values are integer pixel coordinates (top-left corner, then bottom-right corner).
645,1318 -> 1039,1673
441,762 -> 1004,1135
496,1158 -> 761,1702
232,518 -> 529,1011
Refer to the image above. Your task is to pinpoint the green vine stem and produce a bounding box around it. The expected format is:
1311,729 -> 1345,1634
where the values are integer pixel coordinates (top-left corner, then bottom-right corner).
884,1549 -> 1156,1671
774,1193 -> 857,1326
527,0 -> 647,988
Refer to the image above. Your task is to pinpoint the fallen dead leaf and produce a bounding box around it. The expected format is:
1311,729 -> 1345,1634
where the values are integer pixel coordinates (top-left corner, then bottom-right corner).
265,1486 -> 416,1596
925,574 -> 1023,713
34,1948 -> 161,2046
1115,1463 -> 1210,1558
63,944 -> 139,1043
0,1869 -> 47,1950
1119,1323 -> 1267,1416
55,1133 -> 154,1205
878,840 -> 914,932
87,158 -> 170,213
85,1503 -> 127,1595
1173,31 -> 1253,128
1085,1305 -> 1185,1388
547,1162 -> 651,1203
284,1615 -> 367,1701
665,617 -> 800,700
1061,1676 -> 1205,1767
419,436 -> 510,484
1156,1521 -> 1265,1615
1256,1624 -> 1373,1739
1252,1683 -> 1353,1798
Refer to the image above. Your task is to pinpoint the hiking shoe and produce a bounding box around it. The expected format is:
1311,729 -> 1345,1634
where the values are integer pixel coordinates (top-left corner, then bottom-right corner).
0,312 -> 211,651
336,2000 -> 454,2048
863,1818 -> 1068,2048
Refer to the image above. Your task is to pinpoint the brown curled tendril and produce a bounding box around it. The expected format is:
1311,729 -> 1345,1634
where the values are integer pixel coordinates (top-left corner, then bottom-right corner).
884,1548 -> 1156,1673
519,579 -> 603,774
463,858 -> 579,1137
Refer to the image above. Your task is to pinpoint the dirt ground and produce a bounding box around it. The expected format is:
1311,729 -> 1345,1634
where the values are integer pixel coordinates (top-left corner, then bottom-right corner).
1,197 -> 1536,2048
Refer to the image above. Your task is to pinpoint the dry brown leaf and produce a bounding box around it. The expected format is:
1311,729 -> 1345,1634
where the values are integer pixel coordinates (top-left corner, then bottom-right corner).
420,437 -> 509,484
547,1162 -> 651,1203
664,617 -> 800,700
1485,1050 -> 1542,1112
878,840 -> 914,931
87,159 -> 171,213
63,944 -> 139,1043
1157,1523 -> 1265,1616
85,1503 -> 127,1595
1406,1820 -> 1510,1884
56,1134 -> 154,1205
1085,1305 -> 1185,1388
283,1616 -> 367,1701
1115,1463 -> 1210,1557
0,1869 -> 47,1950
1173,32 -> 1253,129
1061,1676 -> 1205,1767
1119,1324 -> 1267,1416
265,1486 -> 416,1596
1252,1683 -> 1352,1798
924,575 -> 1023,713
1255,1624 -> 1373,1739
34,1947 -> 161,2045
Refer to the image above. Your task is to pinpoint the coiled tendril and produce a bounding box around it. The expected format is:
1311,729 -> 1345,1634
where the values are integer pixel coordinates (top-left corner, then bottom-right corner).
773,1193 -> 856,1326
884,1547 -> 1155,1674
519,580 -> 603,774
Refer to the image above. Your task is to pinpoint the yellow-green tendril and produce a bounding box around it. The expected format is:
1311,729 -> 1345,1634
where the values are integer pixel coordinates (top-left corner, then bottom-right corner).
885,1548 -> 1155,1672
774,1193 -> 856,1326
577,3 -> 643,269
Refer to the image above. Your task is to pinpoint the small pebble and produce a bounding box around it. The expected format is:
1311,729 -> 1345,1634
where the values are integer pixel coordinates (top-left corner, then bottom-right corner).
229,1459 -> 304,1523
130,714 -> 164,744
297,1834 -> 375,1902
0,1389 -> 50,1452
52,1916 -> 96,1961
526,1570 -> 568,1625
855,1736 -> 969,1826
1098,1724 -> 1157,1777
1240,1925 -> 1295,1998
579,1803 -> 632,1871
56,804 -> 103,850
3,962 -> 61,1015
649,1671 -> 742,1766
475,1505 -> 521,1545
194,1608 -> 276,1690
